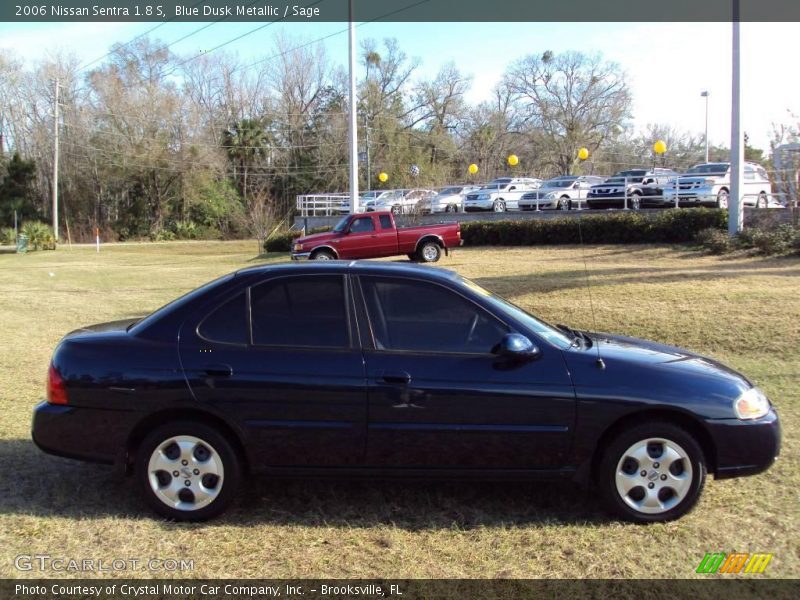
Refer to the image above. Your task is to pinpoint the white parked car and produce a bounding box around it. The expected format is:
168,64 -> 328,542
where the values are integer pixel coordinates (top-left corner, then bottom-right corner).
463,178 -> 542,212
519,175 -> 606,211
417,185 -> 481,213
662,162 -> 773,208
366,189 -> 435,214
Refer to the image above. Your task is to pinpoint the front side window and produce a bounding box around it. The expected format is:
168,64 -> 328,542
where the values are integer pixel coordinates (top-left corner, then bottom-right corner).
251,276 -> 349,348
361,277 -> 508,354
349,216 -> 375,233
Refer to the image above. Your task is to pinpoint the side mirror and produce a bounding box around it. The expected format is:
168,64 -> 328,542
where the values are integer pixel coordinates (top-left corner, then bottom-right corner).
494,333 -> 541,360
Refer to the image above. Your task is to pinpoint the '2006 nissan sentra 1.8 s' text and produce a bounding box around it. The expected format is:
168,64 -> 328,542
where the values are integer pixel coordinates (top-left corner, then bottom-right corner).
32,262 -> 780,522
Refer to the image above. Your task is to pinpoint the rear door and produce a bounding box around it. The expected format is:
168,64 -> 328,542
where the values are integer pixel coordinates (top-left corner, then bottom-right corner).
179,273 -> 367,467
356,275 -> 576,470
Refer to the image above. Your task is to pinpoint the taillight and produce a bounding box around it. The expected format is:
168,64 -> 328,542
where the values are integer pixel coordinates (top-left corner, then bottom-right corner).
47,364 -> 68,405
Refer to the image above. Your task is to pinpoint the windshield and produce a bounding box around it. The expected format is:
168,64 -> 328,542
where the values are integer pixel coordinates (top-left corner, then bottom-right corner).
542,177 -> 576,188
360,191 -> 379,199
437,187 -> 462,196
686,163 -> 729,175
459,277 -> 573,349
333,216 -> 350,233
481,184 -> 508,191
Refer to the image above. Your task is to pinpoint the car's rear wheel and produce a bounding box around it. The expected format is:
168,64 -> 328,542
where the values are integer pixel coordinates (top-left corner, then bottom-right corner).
311,250 -> 335,260
418,241 -> 442,263
137,421 -> 241,521
598,422 -> 706,523
716,190 -> 729,209
493,199 -> 506,212
391,205 -> 402,215
629,193 -> 641,210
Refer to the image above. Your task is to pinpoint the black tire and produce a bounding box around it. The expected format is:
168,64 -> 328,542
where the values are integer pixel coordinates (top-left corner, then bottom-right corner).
311,249 -> 336,261
716,190 -> 729,209
629,193 -> 641,210
597,421 -> 706,523
557,197 -> 570,211
136,420 -> 242,521
407,253 -> 417,262
492,199 -> 506,212
445,204 -> 457,213
391,205 -> 402,215
756,193 -> 767,209
417,241 -> 442,263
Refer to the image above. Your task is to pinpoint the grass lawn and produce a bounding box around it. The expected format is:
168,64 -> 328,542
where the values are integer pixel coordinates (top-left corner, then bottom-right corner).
0,241 -> 797,579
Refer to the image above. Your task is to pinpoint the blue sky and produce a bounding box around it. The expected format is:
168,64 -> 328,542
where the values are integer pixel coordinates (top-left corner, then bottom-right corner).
2,20 -> 798,150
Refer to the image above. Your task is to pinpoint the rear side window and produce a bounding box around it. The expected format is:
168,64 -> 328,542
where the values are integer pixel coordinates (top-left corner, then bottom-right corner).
198,292 -> 248,344
251,275 -> 349,348
361,277 -> 508,354
379,215 -> 392,229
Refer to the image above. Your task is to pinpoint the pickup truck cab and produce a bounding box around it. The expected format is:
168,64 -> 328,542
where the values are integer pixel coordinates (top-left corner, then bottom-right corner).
291,211 -> 462,262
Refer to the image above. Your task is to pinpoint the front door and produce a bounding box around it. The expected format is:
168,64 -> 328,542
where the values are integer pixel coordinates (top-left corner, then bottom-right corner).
357,275 -> 576,470
335,214 -> 383,259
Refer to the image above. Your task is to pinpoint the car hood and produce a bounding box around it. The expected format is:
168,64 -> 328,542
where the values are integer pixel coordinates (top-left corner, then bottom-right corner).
586,332 -> 751,386
296,231 -> 338,246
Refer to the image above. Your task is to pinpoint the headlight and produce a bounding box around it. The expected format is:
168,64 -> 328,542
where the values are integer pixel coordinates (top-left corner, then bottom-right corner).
734,387 -> 770,420
293,243 -> 303,252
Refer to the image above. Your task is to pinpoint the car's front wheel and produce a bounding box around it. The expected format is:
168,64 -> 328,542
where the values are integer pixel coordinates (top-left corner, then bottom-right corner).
598,422 -> 706,523
756,193 -> 767,208
629,193 -> 641,210
716,190 -> 729,209
557,197 -> 570,211
136,421 -> 241,521
493,199 -> 506,212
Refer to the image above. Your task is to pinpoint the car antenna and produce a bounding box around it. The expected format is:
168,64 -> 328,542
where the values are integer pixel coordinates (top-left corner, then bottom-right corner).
576,216 -> 605,370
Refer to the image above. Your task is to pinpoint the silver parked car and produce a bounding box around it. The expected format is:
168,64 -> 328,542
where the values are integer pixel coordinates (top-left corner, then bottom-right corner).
661,162 -> 773,208
463,178 -> 542,212
519,175 -> 606,210
417,185 -> 481,213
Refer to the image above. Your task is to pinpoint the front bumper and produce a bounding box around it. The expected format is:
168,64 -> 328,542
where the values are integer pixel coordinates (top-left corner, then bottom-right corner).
464,200 -> 494,211
706,408 -> 781,479
291,252 -> 311,261
520,199 -> 558,210
32,401 -> 137,467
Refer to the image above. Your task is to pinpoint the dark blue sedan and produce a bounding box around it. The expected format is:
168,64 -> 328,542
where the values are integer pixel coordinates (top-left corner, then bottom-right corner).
32,262 -> 780,522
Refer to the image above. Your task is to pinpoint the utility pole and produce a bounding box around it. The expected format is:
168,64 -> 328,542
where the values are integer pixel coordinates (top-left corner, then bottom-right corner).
701,90 -> 710,162
729,1 -> 744,235
365,117 -> 371,191
52,78 -> 60,241
347,0 -> 359,213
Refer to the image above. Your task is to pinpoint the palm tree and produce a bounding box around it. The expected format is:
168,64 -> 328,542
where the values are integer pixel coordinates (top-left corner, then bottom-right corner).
223,119 -> 270,204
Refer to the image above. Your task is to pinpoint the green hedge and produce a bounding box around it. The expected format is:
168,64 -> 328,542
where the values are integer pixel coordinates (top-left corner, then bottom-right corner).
264,226 -> 331,253
264,210 -> 727,252
460,209 -> 727,246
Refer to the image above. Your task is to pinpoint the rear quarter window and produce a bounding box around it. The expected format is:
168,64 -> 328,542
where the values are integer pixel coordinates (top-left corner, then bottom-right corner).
197,292 -> 248,344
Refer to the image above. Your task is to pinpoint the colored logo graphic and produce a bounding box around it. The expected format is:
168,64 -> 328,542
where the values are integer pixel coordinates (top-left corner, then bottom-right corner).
696,552 -> 773,574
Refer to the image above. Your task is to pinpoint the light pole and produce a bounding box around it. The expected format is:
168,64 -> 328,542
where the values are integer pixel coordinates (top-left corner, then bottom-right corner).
348,0 -> 359,214
701,90 -> 710,162
729,0 -> 744,236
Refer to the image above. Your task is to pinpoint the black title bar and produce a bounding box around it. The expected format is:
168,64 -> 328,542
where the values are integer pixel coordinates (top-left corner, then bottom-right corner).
4,0 -> 800,22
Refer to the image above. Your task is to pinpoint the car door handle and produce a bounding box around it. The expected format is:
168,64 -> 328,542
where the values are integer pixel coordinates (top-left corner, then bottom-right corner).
381,371 -> 411,385
203,364 -> 233,377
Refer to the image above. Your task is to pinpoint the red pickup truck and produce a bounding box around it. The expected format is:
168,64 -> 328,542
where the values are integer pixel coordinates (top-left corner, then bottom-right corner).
291,211 -> 462,262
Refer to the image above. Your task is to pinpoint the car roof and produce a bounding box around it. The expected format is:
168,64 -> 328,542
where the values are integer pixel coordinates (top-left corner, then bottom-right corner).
236,260 -> 461,282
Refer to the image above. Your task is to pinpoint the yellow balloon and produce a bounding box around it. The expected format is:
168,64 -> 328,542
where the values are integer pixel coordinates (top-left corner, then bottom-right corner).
578,147 -> 589,161
653,140 -> 667,155
468,163 -> 479,175
507,154 -> 519,166
378,172 -> 388,183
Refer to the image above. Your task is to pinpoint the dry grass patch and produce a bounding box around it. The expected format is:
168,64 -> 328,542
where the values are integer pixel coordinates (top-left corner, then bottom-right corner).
0,242 -> 797,579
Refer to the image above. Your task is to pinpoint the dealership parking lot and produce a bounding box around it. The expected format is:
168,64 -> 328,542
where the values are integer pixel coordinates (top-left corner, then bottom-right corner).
0,241 -> 797,578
